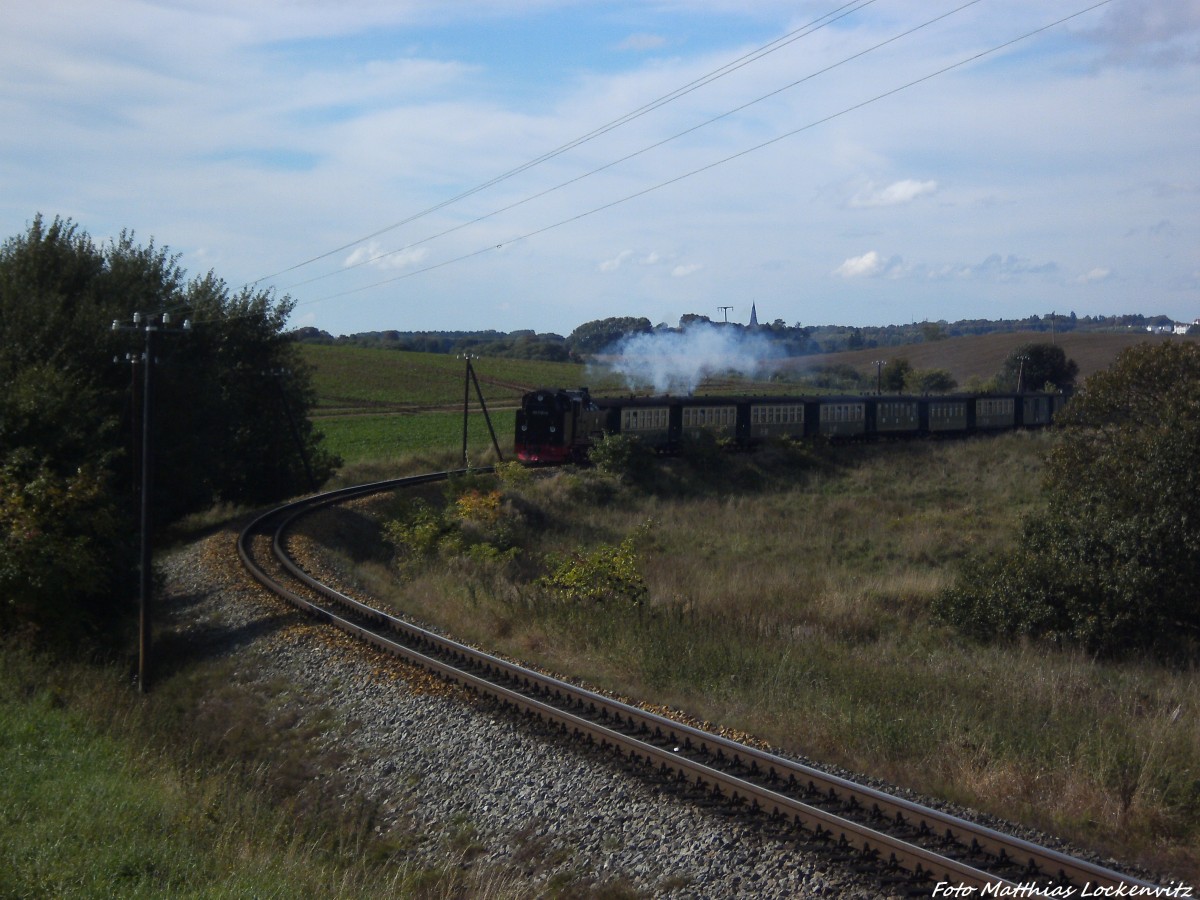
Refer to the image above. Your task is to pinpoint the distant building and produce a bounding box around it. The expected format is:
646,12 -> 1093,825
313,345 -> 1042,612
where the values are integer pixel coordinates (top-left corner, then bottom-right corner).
748,303 -> 759,328
1145,321 -> 1196,335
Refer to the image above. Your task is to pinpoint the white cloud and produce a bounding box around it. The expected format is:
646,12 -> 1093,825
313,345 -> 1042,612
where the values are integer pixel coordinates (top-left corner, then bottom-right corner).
1077,267 -> 1113,284
600,249 -> 670,271
344,241 -> 429,271
834,250 -> 899,279
849,179 -> 938,209
951,254 -> 1058,282
599,250 -> 634,272
672,262 -> 703,277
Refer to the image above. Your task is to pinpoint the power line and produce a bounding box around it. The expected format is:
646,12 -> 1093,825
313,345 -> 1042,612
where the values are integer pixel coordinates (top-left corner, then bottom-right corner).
251,0 -> 879,284
284,0 -> 985,292
297,1 -> 1114,309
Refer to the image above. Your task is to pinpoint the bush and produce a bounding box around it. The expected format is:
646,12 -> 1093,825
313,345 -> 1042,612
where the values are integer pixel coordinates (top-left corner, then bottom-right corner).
936,341 -> 1200,659
905,368 -> 957,393
540,532 -> 648,607
0,452 -> 122,643
588,433 -> 655,483
384,484 -> 521,572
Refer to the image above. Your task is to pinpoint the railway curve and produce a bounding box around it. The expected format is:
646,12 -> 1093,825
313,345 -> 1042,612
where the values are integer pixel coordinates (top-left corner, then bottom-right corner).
237,472 -> 1164,897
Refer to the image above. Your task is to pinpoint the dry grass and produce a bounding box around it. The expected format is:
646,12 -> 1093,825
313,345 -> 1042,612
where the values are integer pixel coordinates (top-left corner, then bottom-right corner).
303,433 -> 1199,886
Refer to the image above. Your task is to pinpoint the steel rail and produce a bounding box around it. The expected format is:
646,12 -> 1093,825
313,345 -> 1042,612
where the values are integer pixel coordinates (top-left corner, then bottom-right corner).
237,473 -> 1162,895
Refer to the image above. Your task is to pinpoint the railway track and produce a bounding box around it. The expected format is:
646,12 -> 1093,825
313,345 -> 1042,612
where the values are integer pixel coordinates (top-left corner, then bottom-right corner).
238,472 -> 1163,897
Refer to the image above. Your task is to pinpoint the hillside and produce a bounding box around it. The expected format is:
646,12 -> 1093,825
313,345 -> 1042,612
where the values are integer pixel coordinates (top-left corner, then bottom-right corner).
783,330 -> 1194,385
301,330 -> 1195,418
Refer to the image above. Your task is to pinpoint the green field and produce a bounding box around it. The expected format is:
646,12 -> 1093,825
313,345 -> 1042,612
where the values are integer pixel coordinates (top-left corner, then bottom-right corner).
315,409 -> 516,466
303,344 -> 607,465
304,334 -> 1191,465
301,343 -> 632,413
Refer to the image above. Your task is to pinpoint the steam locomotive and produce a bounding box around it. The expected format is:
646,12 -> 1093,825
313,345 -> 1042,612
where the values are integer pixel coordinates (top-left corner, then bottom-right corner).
514,387 -> 1065,463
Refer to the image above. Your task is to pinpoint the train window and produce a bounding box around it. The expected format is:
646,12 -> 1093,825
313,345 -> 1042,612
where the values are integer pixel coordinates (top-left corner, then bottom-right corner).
931,402 -> 965,420
684,406 -> 735,428
826,403 -> 861,423
623,408 -> 667,431
752,404 -> 803,426
978,399 -> 1014,417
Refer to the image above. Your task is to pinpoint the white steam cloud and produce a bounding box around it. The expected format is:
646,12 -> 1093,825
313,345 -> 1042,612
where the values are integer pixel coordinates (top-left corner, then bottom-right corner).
598,325 -> 783,395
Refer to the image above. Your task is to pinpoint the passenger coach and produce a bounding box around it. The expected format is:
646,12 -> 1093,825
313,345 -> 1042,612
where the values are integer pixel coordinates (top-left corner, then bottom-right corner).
515,388 -> 1066,462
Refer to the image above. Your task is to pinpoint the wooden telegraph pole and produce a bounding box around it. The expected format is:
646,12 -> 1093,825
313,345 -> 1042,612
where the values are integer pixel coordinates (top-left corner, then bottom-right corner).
112,311 -> 190,692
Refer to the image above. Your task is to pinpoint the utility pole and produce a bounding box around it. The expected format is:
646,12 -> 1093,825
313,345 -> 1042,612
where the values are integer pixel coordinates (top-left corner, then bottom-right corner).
458,354 -> 503,467
873,360 -> 886,395
112,311 -> 190,693
718,306 -> 733,323
1016,355 -> 1030,393
461,354 -> 474,466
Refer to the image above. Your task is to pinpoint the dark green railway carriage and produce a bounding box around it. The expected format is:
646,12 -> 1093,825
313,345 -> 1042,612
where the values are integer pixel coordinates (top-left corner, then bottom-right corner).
517,388 -> 1066,460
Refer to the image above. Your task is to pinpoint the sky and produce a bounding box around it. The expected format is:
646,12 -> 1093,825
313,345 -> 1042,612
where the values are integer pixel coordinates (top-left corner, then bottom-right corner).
2,0 -> 1198,337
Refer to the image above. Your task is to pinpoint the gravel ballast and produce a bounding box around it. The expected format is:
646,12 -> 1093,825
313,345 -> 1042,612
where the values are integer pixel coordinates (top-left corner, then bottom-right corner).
159,526 -> 893,898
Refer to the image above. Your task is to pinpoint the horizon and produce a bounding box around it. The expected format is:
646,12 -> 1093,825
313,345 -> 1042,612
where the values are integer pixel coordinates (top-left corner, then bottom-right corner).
4,2 -> 1197,336
296,307 -> 1187,339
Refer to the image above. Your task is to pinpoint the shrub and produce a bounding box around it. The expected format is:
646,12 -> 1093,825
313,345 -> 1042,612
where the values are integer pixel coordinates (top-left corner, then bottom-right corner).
540,531 -> 648,607
454,489 -> 501,525
0,452 -> 122,642
382,500 -> 446,560
588,433 -> 655,483
384,484 -> 522,572
936,341 -> 1200,659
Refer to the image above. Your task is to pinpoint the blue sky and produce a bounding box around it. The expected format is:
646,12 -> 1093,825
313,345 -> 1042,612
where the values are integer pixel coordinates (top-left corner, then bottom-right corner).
2,1 -> 1197,337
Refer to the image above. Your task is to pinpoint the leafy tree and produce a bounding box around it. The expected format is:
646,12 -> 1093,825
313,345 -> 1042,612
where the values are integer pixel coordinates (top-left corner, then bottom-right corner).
921,322 -> 947,342
169,273 -> 339,509
0,215 -> 338,643
998,343 -> 1078,392
566,316 -> 652,354
905,368 -> 957,393
935,341 -> 1200,659
880,358 -> 912,393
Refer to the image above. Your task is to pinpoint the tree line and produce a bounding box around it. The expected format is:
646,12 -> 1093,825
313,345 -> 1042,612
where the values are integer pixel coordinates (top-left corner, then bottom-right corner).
299,310 -> 1193,361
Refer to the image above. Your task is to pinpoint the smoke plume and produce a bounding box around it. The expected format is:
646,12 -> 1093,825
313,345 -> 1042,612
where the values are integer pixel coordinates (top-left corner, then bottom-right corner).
597,324 -> 783,394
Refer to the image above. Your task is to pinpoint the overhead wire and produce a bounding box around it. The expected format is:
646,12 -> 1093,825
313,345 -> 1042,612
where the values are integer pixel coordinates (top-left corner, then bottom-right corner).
295,0 -> 1114,309
251,0 -> 880,284
282,0 -> 985,292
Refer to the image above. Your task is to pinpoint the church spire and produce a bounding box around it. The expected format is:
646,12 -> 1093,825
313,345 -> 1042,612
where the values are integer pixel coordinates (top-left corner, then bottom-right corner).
748,303 -> 759,328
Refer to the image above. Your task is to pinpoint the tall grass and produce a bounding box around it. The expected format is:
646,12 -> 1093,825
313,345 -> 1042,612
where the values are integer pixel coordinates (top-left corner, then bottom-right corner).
0,633 -> 538,898
305,433 -> 1199,884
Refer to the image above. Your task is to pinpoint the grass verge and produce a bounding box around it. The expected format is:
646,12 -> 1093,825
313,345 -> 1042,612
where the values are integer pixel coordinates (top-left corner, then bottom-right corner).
0,627 -> 534,899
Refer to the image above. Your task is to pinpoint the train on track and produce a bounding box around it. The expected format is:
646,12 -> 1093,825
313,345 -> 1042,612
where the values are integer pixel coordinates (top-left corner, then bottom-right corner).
514,387 -> 1067,463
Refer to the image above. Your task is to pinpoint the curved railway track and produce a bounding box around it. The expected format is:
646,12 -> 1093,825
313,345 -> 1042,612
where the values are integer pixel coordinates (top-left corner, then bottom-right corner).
238,472 -> 1163,897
